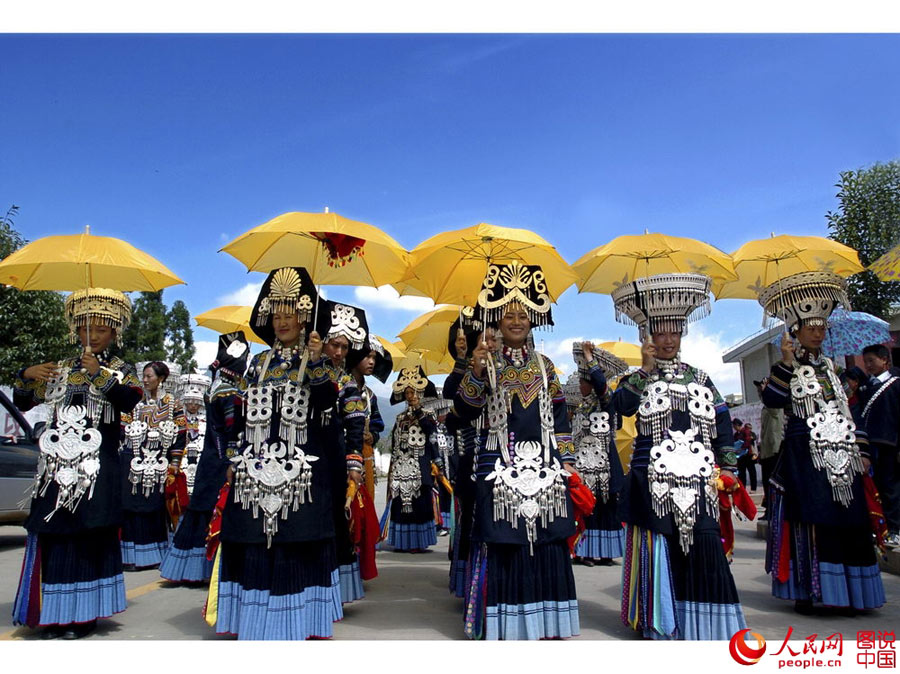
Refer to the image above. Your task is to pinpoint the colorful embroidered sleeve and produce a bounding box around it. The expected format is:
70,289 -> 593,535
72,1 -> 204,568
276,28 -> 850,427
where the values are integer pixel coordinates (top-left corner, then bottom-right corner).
13,366 -> 50,410
761,361 -> 793,410
340,380 -> 365,471
587,358 -> 608,399
93,361 -> 143,414
700,370 -> 738,470
612,369 -> 649,417
306,356 -> 338,412
451,368 -> 488,422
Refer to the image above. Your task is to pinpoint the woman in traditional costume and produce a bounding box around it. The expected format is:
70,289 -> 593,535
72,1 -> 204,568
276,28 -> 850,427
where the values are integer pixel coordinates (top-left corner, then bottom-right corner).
451,261 -> 579,641
316,300 -> 368,605
205,267 -> 361,640
570,341 -> 628,566
160,367 -> 227,584
120,361 -> 186,570
385,366 -> 440,552
12,288 -> 142,639
760,272 -> 885,614
610,273 -> 746,640
345,335 -> 390,501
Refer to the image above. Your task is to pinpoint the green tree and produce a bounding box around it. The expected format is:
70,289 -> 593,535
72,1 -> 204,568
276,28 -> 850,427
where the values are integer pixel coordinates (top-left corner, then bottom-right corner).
0,205 -> 71,385
121,290 -> 167,365
826,161 -> 900,318
166,299 -> 197,371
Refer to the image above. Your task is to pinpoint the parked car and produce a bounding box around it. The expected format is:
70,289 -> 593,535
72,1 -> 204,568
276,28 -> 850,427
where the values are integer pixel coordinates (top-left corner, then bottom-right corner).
0,390 -> 41,525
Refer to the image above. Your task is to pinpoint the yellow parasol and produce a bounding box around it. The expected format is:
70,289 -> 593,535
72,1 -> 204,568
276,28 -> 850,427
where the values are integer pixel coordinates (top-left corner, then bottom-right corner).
220,210 -> 410,287
194,305 -> 266,346
374,335 -> 407,363
0,225 -> 184,291
572,232 -> 736,295
596,339 -> 642,367
868,242 -> 900,282
396,223 -> 577,306
396,305 -> 467,358
715,234 -> 864,300
392,340 -> 455,376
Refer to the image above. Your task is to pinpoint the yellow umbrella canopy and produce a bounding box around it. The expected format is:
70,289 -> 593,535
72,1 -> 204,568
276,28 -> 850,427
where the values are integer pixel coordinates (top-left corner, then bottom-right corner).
596,340 -> 642,367
220,210 -> 410,286
715,234 -> 865,300
0,226 -> 184,291
374,335 -> 407,363
392,341 -> 455,376
195,305 -> 266,346
397,305 -> 465,355
572,232 -> 736,295
396,223 -> 577,306
868,242 -> 900,281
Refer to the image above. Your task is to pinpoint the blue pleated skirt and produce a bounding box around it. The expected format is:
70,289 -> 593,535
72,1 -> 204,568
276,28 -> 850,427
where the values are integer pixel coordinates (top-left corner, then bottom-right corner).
212,538 -> 342,640
338,560 -> 364,604
387,521 -> 437,551
121,509 -> 170,569
12,526 -> 126,628
160,510 -> 213,582
575,526 -> 626,559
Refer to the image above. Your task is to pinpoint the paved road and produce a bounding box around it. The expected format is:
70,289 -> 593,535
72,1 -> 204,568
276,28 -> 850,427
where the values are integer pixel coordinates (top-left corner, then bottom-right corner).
1,504 -> 897,640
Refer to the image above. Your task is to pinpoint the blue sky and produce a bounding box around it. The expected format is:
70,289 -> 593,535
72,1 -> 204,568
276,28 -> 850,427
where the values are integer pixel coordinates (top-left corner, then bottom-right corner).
3,33 -> 899,397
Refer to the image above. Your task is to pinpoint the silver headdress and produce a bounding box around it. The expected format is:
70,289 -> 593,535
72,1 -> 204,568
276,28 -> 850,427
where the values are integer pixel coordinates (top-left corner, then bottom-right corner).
611,273 -> 711,338
571,342 -> 629,380
390,365 -> 437,405
64,288 -> 132,346
179,373 -> 211,405
757,271 -> 850,331
564,373 -> 582,409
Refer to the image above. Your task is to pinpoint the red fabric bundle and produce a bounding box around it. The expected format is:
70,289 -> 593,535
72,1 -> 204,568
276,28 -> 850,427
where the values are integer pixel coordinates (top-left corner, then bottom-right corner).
348,487 -> 380,580
863,474 -> 888,550
566,472 -> 597,555
206,481 -> 232,561
164,468 -> 190,530
717,471 -> 757,559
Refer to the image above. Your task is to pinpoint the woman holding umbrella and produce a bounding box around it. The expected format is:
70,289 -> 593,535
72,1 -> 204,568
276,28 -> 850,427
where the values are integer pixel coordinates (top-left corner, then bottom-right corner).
12,288 -> 143,639
610,273 -> 746,640
451,261 -> 579,641
160,334 -> 248,584
569,341 -> 628,566
385,365 -> 441,552
760,271 -> 885,614
206,267 -> 362,640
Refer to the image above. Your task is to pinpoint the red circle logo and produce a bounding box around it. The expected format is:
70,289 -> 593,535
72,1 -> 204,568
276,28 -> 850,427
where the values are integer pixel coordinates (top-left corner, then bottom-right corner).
729,629 -> 767,665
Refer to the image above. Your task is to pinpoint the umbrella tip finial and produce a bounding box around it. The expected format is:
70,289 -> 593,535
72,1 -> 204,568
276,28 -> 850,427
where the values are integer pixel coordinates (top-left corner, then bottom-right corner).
770,231 -> 775,238
324,206 -> 329,214
644,228 -> 649,235
85,224 -> 90,235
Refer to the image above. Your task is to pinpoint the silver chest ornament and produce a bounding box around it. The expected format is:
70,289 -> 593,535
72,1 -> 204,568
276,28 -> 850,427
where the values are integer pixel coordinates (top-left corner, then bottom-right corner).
639,372 -> 720,554
33,405 -> 103,521
234,376 -> 317,547
183,416 -> 206,495
389,419 -> 426,512
486,440 -> 567,552
574,409 -> 612,502
124,403 -> 177,497
483,352 -> 566,552
792,363 -> 863,507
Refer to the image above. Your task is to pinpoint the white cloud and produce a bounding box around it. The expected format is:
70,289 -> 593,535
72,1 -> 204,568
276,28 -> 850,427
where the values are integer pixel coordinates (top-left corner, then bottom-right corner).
193,340 -> 219,371
353,285 -> 435,313
218,281 -> 263,307
679,325 -> 742,396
